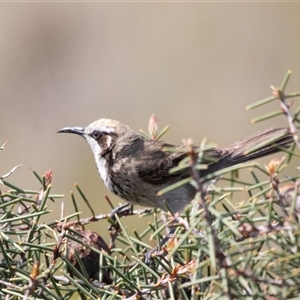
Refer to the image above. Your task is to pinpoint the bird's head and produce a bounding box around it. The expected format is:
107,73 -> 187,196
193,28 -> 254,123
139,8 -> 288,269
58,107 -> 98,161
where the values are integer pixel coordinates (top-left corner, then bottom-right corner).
57,118 -> 136,157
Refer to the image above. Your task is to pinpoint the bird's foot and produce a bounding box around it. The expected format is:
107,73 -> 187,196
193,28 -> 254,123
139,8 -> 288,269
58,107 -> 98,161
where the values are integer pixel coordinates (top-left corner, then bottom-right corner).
107,203 -> 132,231
110,203 -> 132,217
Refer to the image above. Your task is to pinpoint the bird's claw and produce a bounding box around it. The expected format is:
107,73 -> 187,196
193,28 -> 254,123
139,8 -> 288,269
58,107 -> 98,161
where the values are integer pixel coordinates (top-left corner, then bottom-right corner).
107,203 -> 132,231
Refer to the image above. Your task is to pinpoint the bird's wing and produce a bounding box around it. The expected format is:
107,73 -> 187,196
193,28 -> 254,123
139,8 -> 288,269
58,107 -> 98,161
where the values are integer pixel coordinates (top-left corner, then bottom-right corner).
137,141 -> 190,185
136,141 -> 231,185
137,128 -> 292,185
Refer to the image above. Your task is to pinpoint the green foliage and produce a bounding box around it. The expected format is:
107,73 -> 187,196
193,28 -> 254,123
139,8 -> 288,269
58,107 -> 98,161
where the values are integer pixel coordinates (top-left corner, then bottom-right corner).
0,71 -> 300,299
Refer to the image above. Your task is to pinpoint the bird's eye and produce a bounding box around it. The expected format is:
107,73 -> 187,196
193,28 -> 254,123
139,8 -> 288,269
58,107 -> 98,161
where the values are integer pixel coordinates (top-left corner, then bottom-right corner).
91,131 -> 102,140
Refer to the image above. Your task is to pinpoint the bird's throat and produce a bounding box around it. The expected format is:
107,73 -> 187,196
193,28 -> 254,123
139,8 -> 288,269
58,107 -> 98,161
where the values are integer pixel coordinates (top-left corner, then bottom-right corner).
95,156 -> 113,191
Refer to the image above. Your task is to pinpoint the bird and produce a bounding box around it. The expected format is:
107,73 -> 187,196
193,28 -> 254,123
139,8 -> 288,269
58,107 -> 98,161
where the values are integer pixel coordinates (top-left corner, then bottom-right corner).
57,119 -> 293,213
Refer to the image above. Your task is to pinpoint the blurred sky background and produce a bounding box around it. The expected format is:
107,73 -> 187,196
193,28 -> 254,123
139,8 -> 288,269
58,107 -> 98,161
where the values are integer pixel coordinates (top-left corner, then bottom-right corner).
1,3 -> 300,240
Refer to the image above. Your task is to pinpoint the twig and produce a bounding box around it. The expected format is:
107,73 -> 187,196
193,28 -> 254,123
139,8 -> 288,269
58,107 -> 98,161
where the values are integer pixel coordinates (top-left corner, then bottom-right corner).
1,164 -> 23,179
186,138 -> 233,300
275,88 -> 300,150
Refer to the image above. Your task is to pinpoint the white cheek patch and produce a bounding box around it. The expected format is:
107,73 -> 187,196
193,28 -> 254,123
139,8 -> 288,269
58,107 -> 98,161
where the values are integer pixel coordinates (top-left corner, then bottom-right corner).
105,135 -> 112,149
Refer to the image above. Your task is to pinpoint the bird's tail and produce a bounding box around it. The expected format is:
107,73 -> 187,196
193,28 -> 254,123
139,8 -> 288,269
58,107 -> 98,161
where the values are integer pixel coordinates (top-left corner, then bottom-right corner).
203,128 -> 294,176
229,127 -> 293,162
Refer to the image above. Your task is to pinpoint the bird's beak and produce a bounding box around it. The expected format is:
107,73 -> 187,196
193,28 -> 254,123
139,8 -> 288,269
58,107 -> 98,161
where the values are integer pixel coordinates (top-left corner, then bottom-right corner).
57,127 -> 85,136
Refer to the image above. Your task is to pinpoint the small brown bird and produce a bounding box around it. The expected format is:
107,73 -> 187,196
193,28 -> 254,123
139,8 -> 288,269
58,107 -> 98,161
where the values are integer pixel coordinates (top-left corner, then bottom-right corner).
58,119 -> 293,213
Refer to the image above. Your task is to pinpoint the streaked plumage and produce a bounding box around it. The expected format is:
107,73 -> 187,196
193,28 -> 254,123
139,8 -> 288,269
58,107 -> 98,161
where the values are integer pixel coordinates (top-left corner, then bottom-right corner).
58,119 -> 293,213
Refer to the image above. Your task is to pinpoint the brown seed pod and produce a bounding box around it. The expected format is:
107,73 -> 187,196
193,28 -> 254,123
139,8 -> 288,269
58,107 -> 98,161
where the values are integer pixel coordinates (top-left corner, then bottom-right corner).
67,229 -> 112,284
